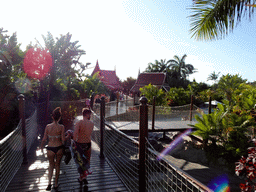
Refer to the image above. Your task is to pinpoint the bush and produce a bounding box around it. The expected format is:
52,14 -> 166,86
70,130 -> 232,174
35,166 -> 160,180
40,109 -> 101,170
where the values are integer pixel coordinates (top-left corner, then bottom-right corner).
167,87 -> 190,106
139,84 -> 167,106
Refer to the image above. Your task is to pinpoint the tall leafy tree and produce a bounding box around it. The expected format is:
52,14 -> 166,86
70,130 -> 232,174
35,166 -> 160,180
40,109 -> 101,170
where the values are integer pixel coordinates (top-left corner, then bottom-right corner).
189,0 -> 256,41
0,28 -> 25,137
36,32 -> 86,100
168,54 -> 197,80
121,77 -> 136,94
0,29 -> 24,83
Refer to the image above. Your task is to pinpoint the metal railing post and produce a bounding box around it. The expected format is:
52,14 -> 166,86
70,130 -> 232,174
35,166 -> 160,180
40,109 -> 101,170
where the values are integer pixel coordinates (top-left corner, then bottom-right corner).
152,96 -> 156,130
18,94 -> 28,164
139,96 -> 148,192
190,95 -> 194,121
99,96 -> 105,159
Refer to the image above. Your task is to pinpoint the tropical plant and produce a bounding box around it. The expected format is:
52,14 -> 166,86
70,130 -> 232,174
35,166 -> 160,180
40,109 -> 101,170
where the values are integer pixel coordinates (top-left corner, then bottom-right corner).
139,84 -> 167,106
207,71 -> 220,83
217,74 -> 247,103
189,0 -> 256,41
197,88 -> 222,103
83,73 -> 107,96
168,54 -> 197,81
222,110 -> 253,167
190,103 -> 228,146
190,101 -> 254,170
0,28 -> 25,137
188,80 -> 209,95
167,87 -> 191,106
233,84 -> 256,113
145,59 -> 169,73
36,32 -> 86,100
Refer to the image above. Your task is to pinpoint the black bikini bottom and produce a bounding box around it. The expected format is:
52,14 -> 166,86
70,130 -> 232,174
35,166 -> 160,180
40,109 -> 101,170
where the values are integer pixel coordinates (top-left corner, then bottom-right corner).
46,145 -> 64,154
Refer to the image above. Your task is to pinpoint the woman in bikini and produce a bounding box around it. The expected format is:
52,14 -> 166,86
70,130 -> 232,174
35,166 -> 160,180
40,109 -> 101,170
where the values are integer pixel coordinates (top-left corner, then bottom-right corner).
40,107 -> 69,191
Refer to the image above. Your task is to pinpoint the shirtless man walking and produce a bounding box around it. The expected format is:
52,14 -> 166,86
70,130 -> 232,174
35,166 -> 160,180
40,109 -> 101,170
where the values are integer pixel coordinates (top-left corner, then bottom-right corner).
73,108 -> 94,182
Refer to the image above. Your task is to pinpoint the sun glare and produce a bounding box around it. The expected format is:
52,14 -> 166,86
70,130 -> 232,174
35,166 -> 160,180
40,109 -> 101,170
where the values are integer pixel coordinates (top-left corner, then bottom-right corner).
23,48 -> 52,80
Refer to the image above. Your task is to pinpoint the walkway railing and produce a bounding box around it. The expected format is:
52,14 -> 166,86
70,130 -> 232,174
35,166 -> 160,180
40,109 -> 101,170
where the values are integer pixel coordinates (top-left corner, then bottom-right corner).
91,96 -> 211,192
93,98 -> 134,118
92,110 -> 140,191
1,95 -> 207,192
0,109 -> 37,192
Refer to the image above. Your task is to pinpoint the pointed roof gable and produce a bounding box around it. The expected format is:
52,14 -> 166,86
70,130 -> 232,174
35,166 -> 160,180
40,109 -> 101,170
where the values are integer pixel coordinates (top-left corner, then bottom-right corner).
130,72 -> 170,93
91,60 -> 123,91
91,60 -> 100,76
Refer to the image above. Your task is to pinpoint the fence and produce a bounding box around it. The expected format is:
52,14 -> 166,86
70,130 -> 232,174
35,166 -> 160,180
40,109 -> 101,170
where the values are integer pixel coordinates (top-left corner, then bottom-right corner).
92,110 -> 140,191
93,98 -> 134,118
145,142 -> 209,192
26,110 -> 38,153
1,95 -> 207,191
91,96 -> 211,192
106,104 -> 200,121
0,109 -> 38,192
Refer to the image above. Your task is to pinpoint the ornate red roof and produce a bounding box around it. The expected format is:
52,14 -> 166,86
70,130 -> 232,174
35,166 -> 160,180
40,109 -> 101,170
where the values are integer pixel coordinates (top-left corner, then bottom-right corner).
91,60 -> 123,91
91,60 -> 100,75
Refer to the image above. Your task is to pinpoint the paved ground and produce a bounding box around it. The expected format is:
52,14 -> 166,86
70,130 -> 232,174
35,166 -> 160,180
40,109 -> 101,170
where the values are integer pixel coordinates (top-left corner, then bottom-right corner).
109,121 -> 245,192
152,131 -> 245,192
163,153 -> 244,192
106,120 -> 197,130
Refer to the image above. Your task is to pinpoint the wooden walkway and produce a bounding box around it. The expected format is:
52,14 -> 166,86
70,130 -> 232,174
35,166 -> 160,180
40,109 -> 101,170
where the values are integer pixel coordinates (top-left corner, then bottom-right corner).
5,139 -> 128,192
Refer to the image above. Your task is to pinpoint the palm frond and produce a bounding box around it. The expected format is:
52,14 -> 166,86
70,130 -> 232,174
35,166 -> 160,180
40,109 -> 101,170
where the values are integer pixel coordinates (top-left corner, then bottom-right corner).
189,0 -> 256,41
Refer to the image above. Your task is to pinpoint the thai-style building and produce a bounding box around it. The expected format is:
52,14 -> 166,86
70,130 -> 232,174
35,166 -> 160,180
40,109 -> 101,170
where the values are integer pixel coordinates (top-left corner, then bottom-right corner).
130,72 -> 170,94
91,60 -> 123,91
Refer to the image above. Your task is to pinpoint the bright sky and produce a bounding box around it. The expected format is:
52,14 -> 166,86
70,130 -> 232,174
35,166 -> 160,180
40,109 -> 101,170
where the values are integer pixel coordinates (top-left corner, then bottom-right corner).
2,0 -> 256,83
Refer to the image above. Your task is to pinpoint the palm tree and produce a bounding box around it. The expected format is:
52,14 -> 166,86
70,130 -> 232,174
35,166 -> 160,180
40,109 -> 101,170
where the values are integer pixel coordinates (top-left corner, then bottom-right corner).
207,71 -> 220,82
189,0 -> 256,41
145,59 -> 169,73
168,54 -> 197,80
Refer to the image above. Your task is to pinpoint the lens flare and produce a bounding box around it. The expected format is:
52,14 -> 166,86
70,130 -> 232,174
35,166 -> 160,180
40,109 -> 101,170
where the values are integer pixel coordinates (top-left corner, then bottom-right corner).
23,48 -> 52,80
157,128 -> 192,161
208,174 -> 230,192
15,78 -> 32,93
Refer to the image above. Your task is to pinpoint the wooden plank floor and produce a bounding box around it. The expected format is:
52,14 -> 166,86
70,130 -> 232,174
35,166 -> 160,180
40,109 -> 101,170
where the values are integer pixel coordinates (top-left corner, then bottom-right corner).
5,139 -> 129,192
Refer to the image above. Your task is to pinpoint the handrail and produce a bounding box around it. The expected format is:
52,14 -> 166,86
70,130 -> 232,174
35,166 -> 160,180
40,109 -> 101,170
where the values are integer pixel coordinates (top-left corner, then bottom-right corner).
0,120 -> 22,145
103,119 -> 210,192
105,122 -> 139,146
146,144 -> 212,192
1,97 -> 209,192
0,109 -> 38,192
